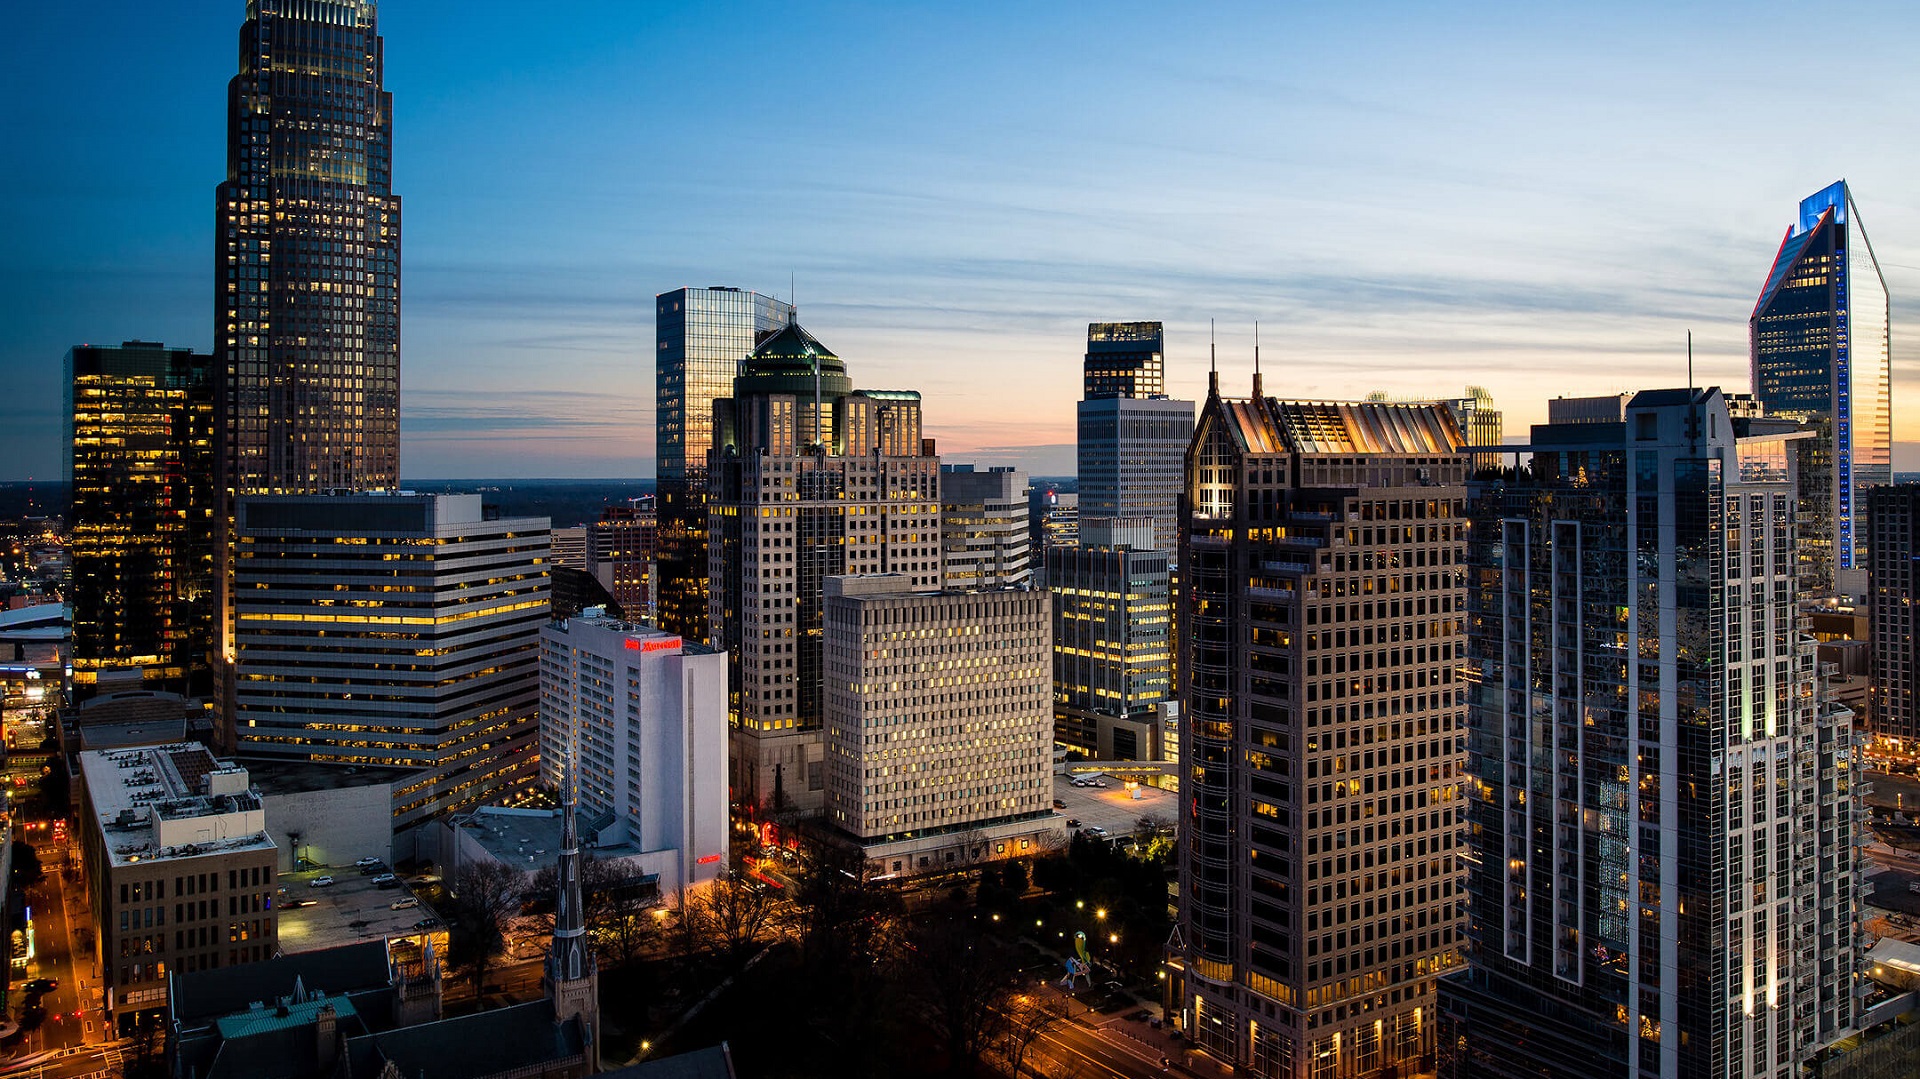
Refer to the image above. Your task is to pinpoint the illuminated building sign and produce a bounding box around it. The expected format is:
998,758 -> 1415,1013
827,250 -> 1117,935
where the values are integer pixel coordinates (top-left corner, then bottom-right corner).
624,637 -> 683,653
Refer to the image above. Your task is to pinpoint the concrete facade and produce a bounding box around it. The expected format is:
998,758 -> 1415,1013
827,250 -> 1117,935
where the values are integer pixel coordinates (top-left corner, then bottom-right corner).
822,576 -> 1062,877
538,614 -> 729,895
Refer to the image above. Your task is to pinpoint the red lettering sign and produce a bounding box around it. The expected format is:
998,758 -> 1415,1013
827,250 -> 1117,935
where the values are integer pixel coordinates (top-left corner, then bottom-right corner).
697,854 -> 722,865
624,636 -> 683,652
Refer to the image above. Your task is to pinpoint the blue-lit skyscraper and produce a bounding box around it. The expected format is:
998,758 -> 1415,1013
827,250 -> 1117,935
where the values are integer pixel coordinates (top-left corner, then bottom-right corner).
1750,180 -> 1891,593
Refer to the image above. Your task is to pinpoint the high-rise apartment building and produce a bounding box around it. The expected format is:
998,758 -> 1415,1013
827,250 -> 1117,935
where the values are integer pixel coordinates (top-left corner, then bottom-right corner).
940,465 -> 1031,590
233,493 -> 550,827
655,287 -> 794,643
1085,321 -> 1165,399
215,0 -> 401,494
822,575 -> 1060,876
538,613 -> 727,896
1869,485 -> 1920,749
1751,180 -> 1892,593
1078,396 -> 1195,555
1048,517 -> 1171,760
586,504 -> 657,620
708,323 -> 941,815
65,342 -> 216,698
1172,378 -> 1468,1077
1440,388 -> 1865,1079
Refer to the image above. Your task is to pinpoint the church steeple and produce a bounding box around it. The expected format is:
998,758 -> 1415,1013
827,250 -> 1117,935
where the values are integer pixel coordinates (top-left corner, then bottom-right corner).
543,757 -> 599,1069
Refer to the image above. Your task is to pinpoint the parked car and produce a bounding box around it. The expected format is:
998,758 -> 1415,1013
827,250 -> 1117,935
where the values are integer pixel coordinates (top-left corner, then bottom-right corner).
1066,819 -> 1081,828
413,918 -> 437,930
372,873 -> 400,888
310,876 -> 335,888
1053,799 -> 1068,809
390,897 -> 419,911
354,857 -> 382,869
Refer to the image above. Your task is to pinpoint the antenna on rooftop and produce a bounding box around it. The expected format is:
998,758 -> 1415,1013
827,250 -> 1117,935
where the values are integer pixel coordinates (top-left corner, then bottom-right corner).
1687,329 -> 1694,394
1208,319 -> 1219,396
1252,321 -> 1264,399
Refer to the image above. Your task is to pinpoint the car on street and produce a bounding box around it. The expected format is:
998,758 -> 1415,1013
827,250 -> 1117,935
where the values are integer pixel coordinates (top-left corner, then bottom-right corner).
24,978 -> 57,995
1066,819 -> 1081,828
310,876 -> 335,887
1053,799 -> 1067,808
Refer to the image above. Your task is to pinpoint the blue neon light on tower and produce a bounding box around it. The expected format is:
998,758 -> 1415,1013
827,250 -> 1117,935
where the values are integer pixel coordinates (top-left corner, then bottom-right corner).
1750,180 -> 1891,595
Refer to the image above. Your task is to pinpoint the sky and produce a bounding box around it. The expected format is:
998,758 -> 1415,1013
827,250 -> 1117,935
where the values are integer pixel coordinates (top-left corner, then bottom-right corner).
5,1 -> 1920,480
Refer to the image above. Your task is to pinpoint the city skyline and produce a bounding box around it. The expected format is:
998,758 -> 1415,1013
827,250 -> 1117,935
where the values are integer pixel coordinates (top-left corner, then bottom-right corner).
6,2 -> 1920,480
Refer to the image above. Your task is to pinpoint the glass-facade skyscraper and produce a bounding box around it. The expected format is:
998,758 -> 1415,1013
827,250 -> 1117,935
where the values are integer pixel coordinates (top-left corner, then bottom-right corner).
65,341 -> 215,698
1085,321 -> 1165,399
1440,389 -> 1863,1079
1750,180 -> 1891,592
655,286 -> 793,643
216,0 -> 401,495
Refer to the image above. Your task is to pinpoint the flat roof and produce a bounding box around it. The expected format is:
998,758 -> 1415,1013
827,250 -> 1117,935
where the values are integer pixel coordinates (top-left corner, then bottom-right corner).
80,744 -> 274,868
457,807 -> 642,874
242,758 -> 415,795
276,866 -> 442,956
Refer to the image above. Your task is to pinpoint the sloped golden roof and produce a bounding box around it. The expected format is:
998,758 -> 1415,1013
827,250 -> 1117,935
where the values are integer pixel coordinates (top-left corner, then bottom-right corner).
1268,400 -> 1463,454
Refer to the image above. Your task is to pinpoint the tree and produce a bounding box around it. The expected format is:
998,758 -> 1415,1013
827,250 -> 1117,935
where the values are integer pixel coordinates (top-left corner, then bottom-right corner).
120,1011 -> 165,1079
789,846 -> 907,1077
10,840 -> 43,891
527,854 -> 660,968
446,861 -> 522,994
995,992 -> 1066,1079
908,915 -> 1024,1078
699,871 -> 779,971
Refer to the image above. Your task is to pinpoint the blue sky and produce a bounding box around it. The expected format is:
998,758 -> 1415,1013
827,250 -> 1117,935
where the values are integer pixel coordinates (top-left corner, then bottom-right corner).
5,1 -> 1920,479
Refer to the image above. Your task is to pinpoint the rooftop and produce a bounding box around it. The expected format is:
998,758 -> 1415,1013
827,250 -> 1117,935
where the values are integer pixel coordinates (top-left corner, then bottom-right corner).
276,866 -> 444,957
170,939 -> 393,1028
242,758 -> 416,796
456,806 -> 643,874
80,743 -> 274,868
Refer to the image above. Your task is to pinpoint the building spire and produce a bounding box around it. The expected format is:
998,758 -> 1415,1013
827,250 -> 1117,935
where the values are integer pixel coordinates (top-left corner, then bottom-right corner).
1208,319 -> 1219,396
546,753 -> 593,986
1252,321 -> 1263,400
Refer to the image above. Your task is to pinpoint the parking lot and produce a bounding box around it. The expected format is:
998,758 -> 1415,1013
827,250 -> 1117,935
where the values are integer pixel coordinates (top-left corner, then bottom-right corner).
276,863 -> 443,955
1053,774 -> 1177,843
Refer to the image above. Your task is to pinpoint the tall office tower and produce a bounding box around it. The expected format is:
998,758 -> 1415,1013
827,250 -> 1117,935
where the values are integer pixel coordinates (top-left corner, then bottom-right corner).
1085,321 -> 1165,399
940,464 -> 1031,590
1869,485 -> 1920,750
586,504 -> 657,620
215,0 -> 401,491
1172,377 -> 1469,1078
1440,388 -> 1864,1079
232,494 -> 550,827
1751,180 -> 1892,595
65,342 -> 216,698
1078,396 -> 1195,555
539,613 -> 727,897
822,575 -> 1060,876
655,287 -> 795,643
1048,517 -> 1172,759
707,323 -> 941,815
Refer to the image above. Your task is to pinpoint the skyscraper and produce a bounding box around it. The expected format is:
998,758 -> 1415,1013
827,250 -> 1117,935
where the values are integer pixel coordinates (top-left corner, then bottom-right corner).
65,341 -> 215,698
586,503 -> 657,620
1751,180 -> 1892,593
940,465 -> 1032,590
822,575 -> 1059,876
707,323 -> 941,815
216,0 -> 401,494
1048,517 -> 1171,760
1078,396 -> 1195,555
1440,388 -> 1864,1079
1085,321 -> 1165,399
232,493 -> 550,827
1171,377 -> 1469,1077
655,287 -> 794,643
1869,485 -> 1920,750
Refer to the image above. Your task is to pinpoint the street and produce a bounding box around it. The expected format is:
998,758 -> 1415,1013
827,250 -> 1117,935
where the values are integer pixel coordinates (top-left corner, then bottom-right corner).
9,838 -> 102,1056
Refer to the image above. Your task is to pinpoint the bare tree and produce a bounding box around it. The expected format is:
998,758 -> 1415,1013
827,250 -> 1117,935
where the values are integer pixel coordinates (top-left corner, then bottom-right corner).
700,871 -> 780,970
996,991 -> 1066,1078
909,915 -> 1023,1079
447,861 -> 523,994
